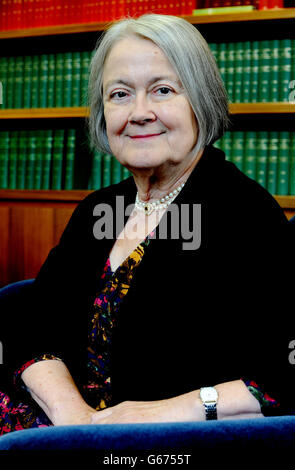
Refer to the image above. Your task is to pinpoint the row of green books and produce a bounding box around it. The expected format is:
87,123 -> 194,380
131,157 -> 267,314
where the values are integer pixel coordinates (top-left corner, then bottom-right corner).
88,150 -> 132,190
1,38 -> 295,109
216,131 -> 295,195
0,129 -> 76,190
0,51 -> 92,109
0,128 -> 132,191
209,39 -> 295,103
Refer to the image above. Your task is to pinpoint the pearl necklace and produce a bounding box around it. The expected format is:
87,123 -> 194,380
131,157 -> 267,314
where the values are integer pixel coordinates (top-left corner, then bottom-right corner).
135,182 -> 185,215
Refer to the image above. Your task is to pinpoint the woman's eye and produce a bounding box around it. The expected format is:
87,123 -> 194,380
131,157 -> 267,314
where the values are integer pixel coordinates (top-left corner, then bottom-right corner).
110,91 -> 128,99
156,87 -> 172,95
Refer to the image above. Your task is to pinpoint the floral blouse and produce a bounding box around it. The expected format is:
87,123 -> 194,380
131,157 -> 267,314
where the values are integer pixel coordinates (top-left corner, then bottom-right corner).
0,235 -> 280,435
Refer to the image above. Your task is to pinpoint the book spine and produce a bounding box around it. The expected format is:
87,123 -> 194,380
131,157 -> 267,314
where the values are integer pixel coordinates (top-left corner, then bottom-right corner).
47,54 -> 56,108
23,55 -> 32,108
258,40 -> 271,102
52,129 -> 65,190
0,132 -> 9,189
34,130 -> 43,190
55,53 -> 64,107
290,132 -> 295,195
122,166 -> 132,180
6,56 -> 15,109
250,41 -> 259,103
17,130 -> 27,189
269,39 -> 279,102
244,131 -> 256,180
26,131 -> 36,190
102,153 -> 111,187
0,57 -> 7,109
256,131 -> 268,189
14,56 -> 23,108
267,131 -> 279,194
64,129 -> 76,190
41,130 -> 53,190
89,149 -> 103,190
277,131 -> 289,196
72,52 -> 81,107
231,131 -> 244,171
31,55 -> 40,108
234,42 -> 243,103
80,51 -> 91,107
8,131 -> 18,189
242,41 -> 251,103
279,39 -> 292,103
63,52 -> 73,107
39,54 -> 49,108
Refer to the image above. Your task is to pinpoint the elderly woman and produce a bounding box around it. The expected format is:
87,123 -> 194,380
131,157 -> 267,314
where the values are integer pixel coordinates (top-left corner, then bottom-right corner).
0,14 -> 293,433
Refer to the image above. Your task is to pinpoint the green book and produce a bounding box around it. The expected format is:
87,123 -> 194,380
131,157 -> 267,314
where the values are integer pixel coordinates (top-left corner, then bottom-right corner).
122,166 -> 132,180
269,39 -> 279,103
291,39 -> 295,103
63,52 -> 72,108
23,55 -> 32,109
55,53 -> 64,108
0,131 -> 9,188
31,55 -> 40,108
72,52 -> 81,107
39,54 -> 49,108
26,132 -> 36,190
47,54 -> 55,108
17,130 -> 28,189
244,131 -> 256,180
64,129 -> 76,190
102,153 -> 111,188
220,131 -> 232,161
0,57 -> 7,108
89,149 -> 103,190
279,39 -> 292,103
52,129 -> 64,190
289,132 -> 295,195
267,131 -> 279,195
6,56 -> 15,109
250,41 -> 259,103
217,43 -> 227,97
42,130 -> 53,190
111,156 -> 122,184
80,51 -> 91,107
231,132 -> 244,171
8,132 -> 18,189
233,42 -> 243,103
193,6 -> 254,15
34,130 -> 43,190
242,41 -> 251,103
226,44 -> 234,103
256,131 -> 268,189
277,131 -> 289,196
258,40 -> 271,103
13,56 -> 23,108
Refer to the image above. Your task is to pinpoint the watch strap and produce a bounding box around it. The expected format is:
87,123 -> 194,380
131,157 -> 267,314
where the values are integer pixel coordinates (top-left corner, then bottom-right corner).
204,402 -> 217,420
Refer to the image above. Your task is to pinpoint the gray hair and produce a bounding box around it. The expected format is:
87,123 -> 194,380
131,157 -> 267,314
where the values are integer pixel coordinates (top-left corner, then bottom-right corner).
88,14 -> 229,156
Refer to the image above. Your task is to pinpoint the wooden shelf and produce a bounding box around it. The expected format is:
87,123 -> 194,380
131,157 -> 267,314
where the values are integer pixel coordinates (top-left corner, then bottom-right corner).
0,103 -> 294,120
0,189 -> 294,210
0,9 -> 295,39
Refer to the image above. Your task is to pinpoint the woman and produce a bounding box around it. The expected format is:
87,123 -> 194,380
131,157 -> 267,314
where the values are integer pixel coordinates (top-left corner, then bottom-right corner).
0,14 -> 293,433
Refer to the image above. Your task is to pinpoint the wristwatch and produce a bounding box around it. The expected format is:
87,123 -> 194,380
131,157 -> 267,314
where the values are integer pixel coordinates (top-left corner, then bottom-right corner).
200,386 -> 219,420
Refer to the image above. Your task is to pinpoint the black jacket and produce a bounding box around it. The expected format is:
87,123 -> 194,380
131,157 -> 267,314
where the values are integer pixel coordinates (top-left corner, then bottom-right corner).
2,145 -> 294,413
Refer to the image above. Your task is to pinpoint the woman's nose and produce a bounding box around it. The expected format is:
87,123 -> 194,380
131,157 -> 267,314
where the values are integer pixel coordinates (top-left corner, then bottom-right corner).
128,93 -> 156,124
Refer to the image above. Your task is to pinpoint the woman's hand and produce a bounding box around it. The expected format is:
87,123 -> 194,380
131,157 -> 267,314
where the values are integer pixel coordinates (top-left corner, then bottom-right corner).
90,392 -> 199,424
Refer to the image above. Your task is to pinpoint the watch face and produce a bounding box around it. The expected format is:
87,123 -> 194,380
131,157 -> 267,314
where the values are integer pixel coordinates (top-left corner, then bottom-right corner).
200,387 -> 218,403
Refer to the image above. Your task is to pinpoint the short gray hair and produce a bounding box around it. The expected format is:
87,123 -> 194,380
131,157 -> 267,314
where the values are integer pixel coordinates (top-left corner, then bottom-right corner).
88,14 -> 229,155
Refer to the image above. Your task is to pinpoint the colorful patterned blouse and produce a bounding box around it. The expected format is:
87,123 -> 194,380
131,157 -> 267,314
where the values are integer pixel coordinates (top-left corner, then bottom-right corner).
0,235 -> 280,435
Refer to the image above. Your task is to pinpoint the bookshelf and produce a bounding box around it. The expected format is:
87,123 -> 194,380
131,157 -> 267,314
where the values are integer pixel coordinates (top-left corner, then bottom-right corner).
0,8 -> 295,285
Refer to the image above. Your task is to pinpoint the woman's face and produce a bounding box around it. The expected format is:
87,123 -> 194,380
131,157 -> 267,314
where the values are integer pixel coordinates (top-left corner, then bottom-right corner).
102,35 -> 198,172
